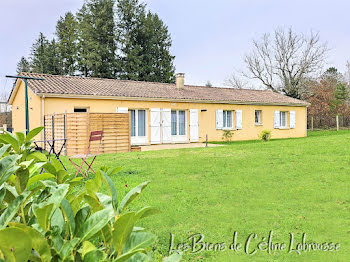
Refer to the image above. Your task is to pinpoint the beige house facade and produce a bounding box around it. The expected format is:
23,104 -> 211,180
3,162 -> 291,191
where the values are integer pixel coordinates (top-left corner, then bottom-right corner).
9,73 -> 309,145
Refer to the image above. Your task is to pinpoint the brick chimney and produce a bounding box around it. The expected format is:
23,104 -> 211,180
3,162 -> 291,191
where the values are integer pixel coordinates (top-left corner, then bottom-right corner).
175,73 -> 185,89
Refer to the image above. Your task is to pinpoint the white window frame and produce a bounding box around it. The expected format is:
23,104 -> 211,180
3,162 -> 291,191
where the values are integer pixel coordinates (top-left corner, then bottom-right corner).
130,109 -> 147,145
171,110 -> 187,142
255,110 -> 262,125
223,110 -> 233,130
280,111 -> 287,128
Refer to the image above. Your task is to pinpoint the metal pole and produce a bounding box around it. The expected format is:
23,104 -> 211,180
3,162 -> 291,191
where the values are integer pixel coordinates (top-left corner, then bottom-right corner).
52,114 -> 55,140
64,113 -> 67,156
24,79 -> 29,133
206,134 -> 208,147
43,115 -> 46,150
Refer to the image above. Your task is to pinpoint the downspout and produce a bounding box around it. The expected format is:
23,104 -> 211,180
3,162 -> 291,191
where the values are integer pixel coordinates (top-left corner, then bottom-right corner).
41,95 -> 45,141
24,79 -> 29,133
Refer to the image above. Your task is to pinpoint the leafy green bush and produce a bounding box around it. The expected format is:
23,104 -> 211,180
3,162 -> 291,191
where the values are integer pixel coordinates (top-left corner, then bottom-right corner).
222,130 -> 233,142
0,128 -> 181,262
259,130 -> 271,142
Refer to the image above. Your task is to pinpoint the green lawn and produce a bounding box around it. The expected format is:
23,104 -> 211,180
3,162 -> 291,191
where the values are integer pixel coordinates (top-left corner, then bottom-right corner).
64,130 -> 350,261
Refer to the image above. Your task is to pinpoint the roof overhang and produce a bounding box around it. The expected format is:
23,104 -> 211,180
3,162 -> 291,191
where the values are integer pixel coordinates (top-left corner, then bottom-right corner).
37,92 -> 310,107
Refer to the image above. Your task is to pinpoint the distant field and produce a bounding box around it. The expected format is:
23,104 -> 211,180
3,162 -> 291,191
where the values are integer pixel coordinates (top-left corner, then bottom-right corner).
64,130 -> 350,261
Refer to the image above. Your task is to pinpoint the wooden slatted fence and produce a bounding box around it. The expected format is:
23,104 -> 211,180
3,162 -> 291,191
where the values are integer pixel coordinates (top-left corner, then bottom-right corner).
44,112 -> 130,156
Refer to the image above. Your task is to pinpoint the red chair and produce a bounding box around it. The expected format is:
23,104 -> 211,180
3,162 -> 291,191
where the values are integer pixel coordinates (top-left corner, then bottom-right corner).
69,131 -> 103,178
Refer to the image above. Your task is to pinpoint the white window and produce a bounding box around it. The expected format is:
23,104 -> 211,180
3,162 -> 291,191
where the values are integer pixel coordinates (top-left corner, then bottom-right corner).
280,111 -> 287,128
255,110 -> 262,124
130,109 -> 146,137
223,110 -> 233,129
171,110 -> 186,136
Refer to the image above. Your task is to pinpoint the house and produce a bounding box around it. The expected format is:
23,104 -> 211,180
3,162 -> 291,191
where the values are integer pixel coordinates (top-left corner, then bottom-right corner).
9,72 -> 308,145
0,101 -> 12,132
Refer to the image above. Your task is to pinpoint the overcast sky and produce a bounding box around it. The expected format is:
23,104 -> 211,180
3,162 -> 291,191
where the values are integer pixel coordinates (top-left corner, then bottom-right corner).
1,0 -> 350,95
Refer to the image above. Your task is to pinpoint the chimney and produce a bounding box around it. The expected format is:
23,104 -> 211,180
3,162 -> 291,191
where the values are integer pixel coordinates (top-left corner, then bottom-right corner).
175,73 -> 185,89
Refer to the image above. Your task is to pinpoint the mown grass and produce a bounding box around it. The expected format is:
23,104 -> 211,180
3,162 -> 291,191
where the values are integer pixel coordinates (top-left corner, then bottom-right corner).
64,130 -> 350,261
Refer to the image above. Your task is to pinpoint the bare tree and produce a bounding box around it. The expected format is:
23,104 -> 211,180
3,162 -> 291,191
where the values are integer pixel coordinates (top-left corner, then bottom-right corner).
242,28 -> 329,98
345,61 -> 350,85
224,73 -> 247,89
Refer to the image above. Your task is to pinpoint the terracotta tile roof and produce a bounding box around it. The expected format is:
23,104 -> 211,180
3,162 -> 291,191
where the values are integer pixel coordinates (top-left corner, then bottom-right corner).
17,72 -> 308,106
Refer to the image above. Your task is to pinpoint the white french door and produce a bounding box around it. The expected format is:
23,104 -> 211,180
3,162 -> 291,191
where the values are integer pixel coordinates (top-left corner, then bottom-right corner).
161,109 -> 172,143
150,108 -> 161,144
130,109 -> 147,145
150,108 -> 188,144
171,110 -> 187,143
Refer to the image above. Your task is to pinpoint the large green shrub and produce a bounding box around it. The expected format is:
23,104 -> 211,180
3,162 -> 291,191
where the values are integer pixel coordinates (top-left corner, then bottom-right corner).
0,128 -> 181,262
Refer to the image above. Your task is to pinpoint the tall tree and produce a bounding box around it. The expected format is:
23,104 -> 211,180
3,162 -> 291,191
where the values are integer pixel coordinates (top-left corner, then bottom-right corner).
56,12 -> 78,75
235,28 -> 329,99
138,12 -> 175,83
115,1 -> 175,82
77,0 -> 116,78
21,0 -> 176,83
16,57 -> 31,73
30,33 -> 62,75
115,0 -> 145,80
30,33 -> 51,74
331,82 -> 348,116
46,39 -> 63,75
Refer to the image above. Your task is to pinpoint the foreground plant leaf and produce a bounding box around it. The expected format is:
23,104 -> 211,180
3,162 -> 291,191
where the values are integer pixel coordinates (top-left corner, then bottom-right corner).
163,253 -> 182,262
0,155 -> 21,187
101,171 -> 118,212
74,206 -> 90,236
0,192 -> 29,229
33,203 -> 54,231
136,206 -> 160,220
0,188 -> 6,204
61,198 -> 76,237
79,208 -> 114,242
81,241 -> 96,259
113,211 -> 137,257
26,151 -> 48,162
59,237 -> 80,260
0,144 -> 10,158
9,223 -> 51,262
27,173 -> 55,188
126,252 -> 150,262
113,248 -> 147,262
15,168 -> 29,194
0,133 -> 20,153
33,183 -> 69,230
122,231 -> 157,254
0,227 -> 32,262
24,127 -> 44,143
117,181 -> 150,215
84,249 -> 107,262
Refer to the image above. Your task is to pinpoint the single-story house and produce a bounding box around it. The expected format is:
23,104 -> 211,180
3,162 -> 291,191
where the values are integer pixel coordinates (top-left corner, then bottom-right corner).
9,72 -> 308,145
